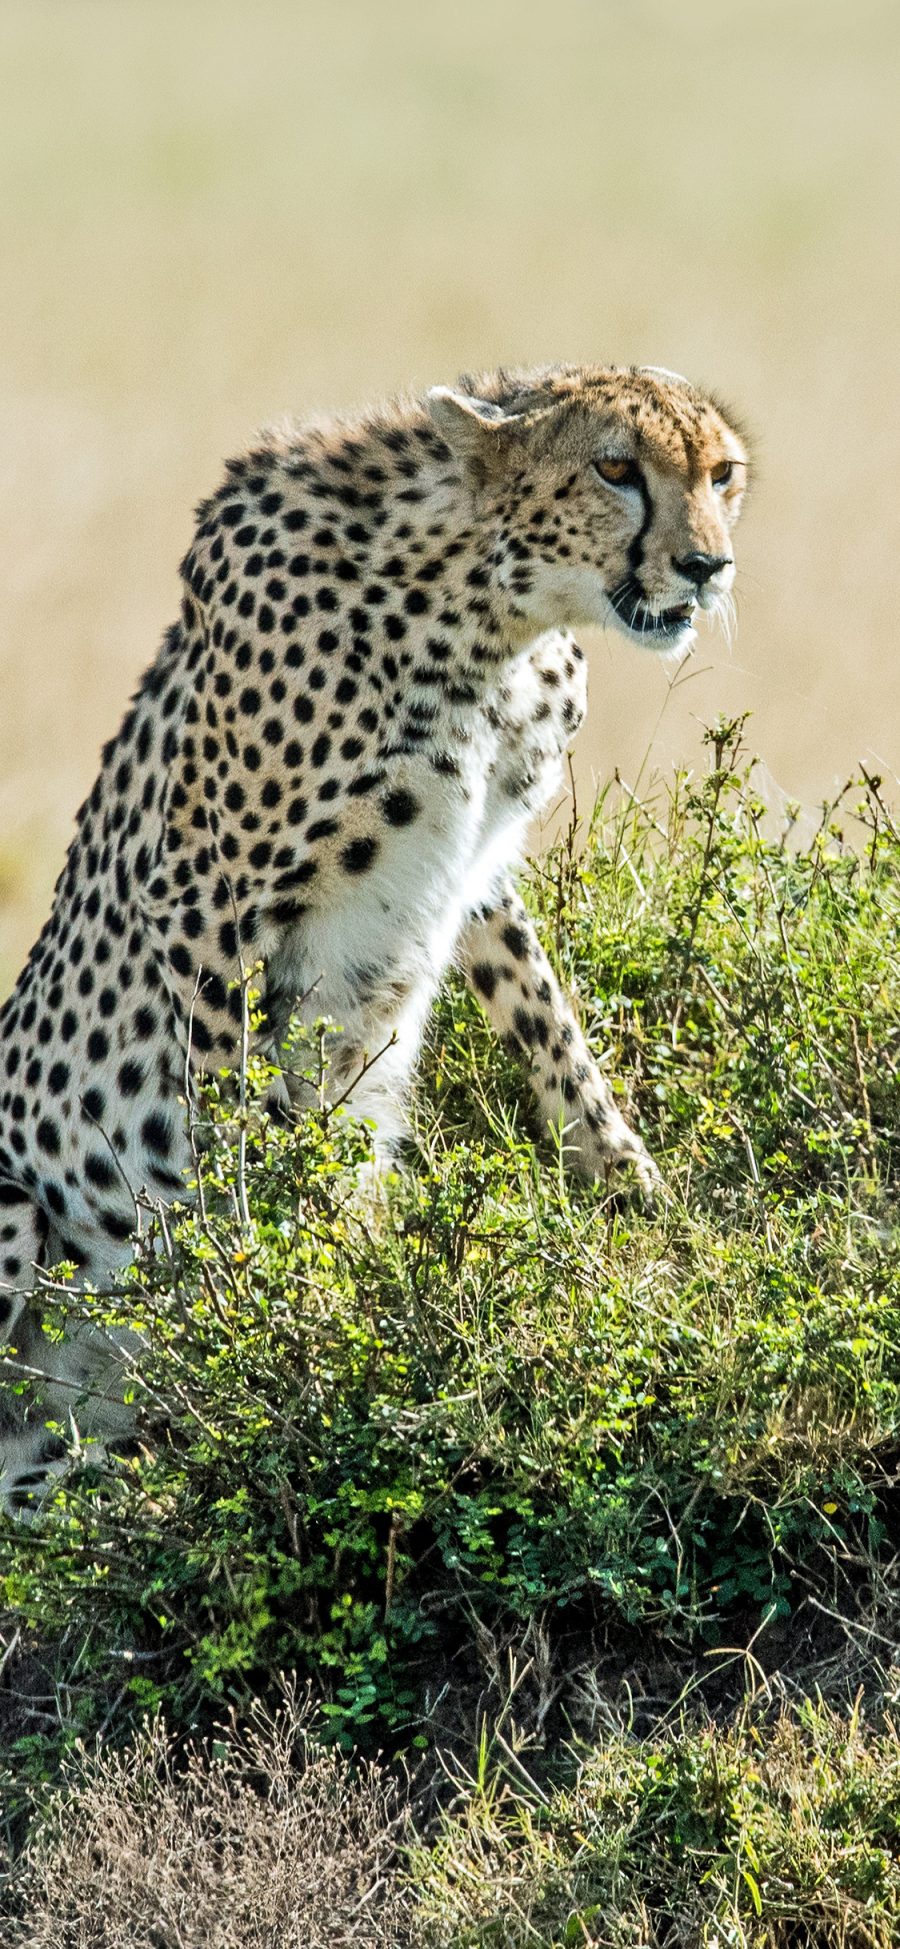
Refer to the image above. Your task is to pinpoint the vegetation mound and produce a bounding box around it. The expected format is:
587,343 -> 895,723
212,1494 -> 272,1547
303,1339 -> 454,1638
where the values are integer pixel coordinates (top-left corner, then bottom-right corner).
4,722 -> 900,1943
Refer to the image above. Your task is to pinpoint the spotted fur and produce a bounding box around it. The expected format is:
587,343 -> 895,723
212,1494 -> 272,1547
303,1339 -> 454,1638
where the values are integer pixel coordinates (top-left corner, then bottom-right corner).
0,363 -> 748,1509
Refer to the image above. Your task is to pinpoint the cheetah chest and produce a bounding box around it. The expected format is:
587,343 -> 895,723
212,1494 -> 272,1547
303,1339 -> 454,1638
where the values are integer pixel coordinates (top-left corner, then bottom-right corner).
268,640 -> 580,1048
272,763 -> 493,1035
271,756 -> 546,1048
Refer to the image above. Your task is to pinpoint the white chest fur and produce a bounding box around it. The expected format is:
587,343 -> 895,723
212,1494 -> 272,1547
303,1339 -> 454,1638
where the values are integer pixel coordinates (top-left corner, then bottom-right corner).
277,744 -> 506,1029
268,631 -> 581,1075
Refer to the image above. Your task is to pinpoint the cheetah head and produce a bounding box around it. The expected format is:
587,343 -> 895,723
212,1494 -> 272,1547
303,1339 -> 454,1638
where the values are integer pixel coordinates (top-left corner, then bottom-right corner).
428,364 -> 749,654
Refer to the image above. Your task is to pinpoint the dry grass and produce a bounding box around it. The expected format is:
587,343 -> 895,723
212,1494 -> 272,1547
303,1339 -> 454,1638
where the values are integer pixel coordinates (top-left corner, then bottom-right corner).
412,1695 -> 900,1947
12,1683 -> 900,1948
7,1688 -> 412,1949
1,0 -> 899,990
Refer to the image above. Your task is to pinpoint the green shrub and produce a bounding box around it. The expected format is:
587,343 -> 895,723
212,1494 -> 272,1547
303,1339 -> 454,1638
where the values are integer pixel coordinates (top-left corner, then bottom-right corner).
3,726 -> 900,1794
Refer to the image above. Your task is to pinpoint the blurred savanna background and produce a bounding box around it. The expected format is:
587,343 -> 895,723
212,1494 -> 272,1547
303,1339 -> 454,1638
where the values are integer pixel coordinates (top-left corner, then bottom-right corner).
1,0 -> 898,995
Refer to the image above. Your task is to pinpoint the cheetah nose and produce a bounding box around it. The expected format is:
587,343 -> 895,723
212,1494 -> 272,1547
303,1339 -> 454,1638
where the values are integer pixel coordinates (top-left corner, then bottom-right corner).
672,551 -> 732,589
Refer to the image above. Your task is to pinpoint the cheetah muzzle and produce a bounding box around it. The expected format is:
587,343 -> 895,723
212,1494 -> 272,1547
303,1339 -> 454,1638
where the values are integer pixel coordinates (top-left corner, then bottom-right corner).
0,361 -> 748,1512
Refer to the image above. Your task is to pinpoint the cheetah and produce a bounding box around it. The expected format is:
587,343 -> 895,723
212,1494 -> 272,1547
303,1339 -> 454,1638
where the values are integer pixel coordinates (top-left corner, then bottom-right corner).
0,363 -> 748,1510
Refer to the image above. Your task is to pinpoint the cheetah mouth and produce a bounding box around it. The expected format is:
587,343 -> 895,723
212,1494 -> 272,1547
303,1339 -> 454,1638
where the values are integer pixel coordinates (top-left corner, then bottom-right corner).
606,586 -> 696,644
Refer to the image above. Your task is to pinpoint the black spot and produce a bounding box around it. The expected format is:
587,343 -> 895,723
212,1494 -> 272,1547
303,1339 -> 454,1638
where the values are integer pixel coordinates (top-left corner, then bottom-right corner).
347,770 -> 385,798
142,1112 -> 172,1156
502,923 -> 529,961
85,1152 -> 116,1190
102,1209 -> 134,1241
201,972 -> 228,1013
471,962 -> 497,1000
341,836 -> 379,874
272,899 -> 307,926
119,1061 -> 145,1096
382,789 -> 420,827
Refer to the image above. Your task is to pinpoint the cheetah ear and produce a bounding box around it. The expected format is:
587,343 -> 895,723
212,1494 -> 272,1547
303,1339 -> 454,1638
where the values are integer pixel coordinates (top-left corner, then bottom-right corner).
427,387 -> 523,485
638,364 -> 690,386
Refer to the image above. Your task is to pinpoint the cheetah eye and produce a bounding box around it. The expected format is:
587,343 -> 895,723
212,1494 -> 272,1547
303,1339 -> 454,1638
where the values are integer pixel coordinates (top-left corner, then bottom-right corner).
711,460 -> 734,489
593,456 -> 640,488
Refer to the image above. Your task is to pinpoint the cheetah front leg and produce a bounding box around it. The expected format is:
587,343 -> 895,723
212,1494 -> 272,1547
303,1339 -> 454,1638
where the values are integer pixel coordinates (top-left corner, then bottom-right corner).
460,881 -> 659,1200
0,1192 -> 70,1518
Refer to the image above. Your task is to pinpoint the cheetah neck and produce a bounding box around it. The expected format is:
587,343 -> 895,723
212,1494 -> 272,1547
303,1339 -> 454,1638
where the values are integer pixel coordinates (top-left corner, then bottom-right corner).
257,406 -> 546,685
